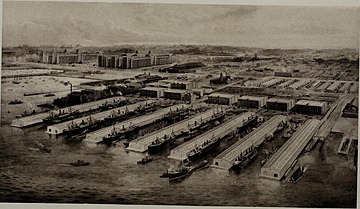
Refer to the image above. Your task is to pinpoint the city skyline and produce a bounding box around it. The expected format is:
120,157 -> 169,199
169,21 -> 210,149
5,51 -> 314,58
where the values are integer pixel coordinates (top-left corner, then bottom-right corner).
3,2 -> 360,49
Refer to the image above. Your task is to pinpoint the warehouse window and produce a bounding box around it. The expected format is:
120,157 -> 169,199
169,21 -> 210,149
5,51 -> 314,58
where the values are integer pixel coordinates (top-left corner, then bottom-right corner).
274,174 -> 278,178
49,129 -> 52,132
215,162 -> 218,166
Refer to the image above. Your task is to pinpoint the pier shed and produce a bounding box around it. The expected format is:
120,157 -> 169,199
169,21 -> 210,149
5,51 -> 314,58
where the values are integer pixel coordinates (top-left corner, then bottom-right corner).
260,119 -> 321,180
45,100 -> 153,135
127,108 -> 223,152
84,104 -> 189,144
212,115 -> 287,170
168,111 -> 256,161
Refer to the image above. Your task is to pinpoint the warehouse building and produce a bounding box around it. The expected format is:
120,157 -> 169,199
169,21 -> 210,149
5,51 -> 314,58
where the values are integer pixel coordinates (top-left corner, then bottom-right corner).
266,98 -> 295,111
164,89 -> 192,101
212,115 -> 287,170
207,93 -> 239,105
274,71 -> 293,77
338,82 -> 352,93
140,87 -> 165,98
238,96 -> 268,109
260,78 -> 284,88
276,79 -> 297,89
349,82 -> 359,94
288,79 -> 312,90
315,81 -> 333,92
325,81 -> 343,93
293,100 -> 328,115
260,119 -> 321,180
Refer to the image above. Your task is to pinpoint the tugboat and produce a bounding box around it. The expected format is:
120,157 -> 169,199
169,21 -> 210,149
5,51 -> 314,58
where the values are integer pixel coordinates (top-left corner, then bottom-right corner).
168,160 -> 209,182
289,165 -> 305,183
70,160 -> 90,167
9,99 -> 23,105
187,137 -> 220,161
44,93 -> 55,97
137,156 -> 154,165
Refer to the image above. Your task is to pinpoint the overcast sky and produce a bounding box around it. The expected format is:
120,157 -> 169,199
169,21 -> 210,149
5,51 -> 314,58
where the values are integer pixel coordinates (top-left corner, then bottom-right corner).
3,2 -> 359,49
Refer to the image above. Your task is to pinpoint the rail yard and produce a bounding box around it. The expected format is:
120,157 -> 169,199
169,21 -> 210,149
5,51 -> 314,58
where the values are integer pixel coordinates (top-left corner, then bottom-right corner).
1,45 -> 358,207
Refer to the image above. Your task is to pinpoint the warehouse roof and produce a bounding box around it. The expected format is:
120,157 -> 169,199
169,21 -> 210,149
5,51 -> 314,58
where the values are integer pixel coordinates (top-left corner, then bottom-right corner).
295,100 -> 327,107
208,93 -> 237,98
267,98 -> 295,103
164,89 -> 189,94
239,95 -> 268,101
141,86 -> 166,91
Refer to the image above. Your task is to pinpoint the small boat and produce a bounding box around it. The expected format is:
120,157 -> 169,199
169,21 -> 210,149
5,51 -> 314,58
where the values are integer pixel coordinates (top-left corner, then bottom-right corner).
9,99 -> 23,105
70,160 -> 90,167
137,156 -> 154,165
283,130 -> 293,139
289,166 -> 304,183
168,160 -> 209,182
44,93 -> 55,97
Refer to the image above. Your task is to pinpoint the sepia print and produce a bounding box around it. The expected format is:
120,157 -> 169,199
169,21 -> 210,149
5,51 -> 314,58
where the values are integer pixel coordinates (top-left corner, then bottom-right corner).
1,1 -> 359,208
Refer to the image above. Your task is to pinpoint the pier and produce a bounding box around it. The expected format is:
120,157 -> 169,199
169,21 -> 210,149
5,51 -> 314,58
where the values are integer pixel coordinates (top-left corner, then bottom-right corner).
84,104 -> 190,144
127,108 -> 225,152
11,96 -> 125,128
260,119 -> 321,180
45,100 -> 155,135
212,115 -> 287,170
168,111 -> 256,161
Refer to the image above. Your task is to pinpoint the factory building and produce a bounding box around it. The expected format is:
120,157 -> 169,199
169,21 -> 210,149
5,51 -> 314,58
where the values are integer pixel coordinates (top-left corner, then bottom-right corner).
98,53 -> 171,69
163,89 -> 192,101
42,51 -> 99,64
274,71 -> 293,77
238,96 -> 268,109
276,79 -> 297,89
260,119 -> 321,180
207,93 -> 239,105
266,98 -> 295,111
140,87 -> 165,98
212,115 -> 287,170
293,100 -> 328,115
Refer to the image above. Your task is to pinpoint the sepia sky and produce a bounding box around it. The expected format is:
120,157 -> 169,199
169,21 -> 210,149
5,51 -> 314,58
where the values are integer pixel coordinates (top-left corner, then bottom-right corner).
3,1 -> 360,49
